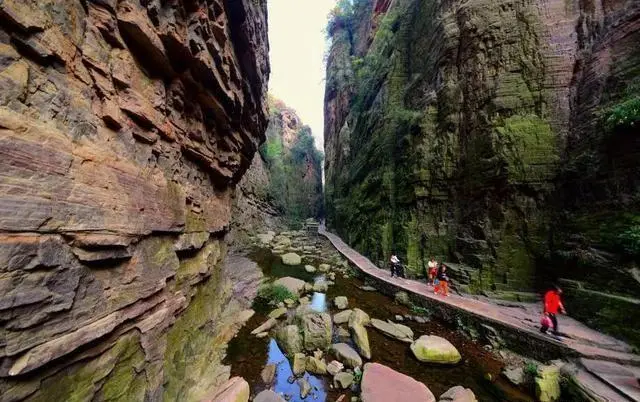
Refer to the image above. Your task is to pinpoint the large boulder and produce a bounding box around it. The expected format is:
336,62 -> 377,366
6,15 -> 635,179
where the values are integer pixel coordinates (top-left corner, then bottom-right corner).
370,318 -> 414,343
333,372 -> 355,389
273,277 -> 306,295
349,311 -> 372,359
292,353 -> 307,376
438,386 -> 477,402
281,252 -> 302,266
535,364 -> 561,402
361,363 -> 436,402
254,390 -> 286,402
275,325 -> 303,356
334,296 -> 349,309
305,356 -> 327,375
348,308 -> 370,327
301,312 -> 332,351
333,309 -> 353,324
304,265 -> 316,273
331,343 -> 363,368
410,336 -> 461,364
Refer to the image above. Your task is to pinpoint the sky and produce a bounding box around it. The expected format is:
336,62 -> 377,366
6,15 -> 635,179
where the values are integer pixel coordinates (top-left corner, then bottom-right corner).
267,0 -> 337,152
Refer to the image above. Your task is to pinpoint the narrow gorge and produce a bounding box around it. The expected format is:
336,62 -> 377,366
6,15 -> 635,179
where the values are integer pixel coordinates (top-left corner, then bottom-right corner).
324,0 -> 640,346
0,0 -> 639,401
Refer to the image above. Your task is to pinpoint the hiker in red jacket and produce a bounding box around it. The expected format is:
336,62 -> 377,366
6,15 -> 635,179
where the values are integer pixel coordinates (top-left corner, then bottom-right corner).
541,285 -> 566,335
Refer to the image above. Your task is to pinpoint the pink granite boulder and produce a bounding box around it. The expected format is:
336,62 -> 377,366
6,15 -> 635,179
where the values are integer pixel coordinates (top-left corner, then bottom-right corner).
361,363 -> 436,402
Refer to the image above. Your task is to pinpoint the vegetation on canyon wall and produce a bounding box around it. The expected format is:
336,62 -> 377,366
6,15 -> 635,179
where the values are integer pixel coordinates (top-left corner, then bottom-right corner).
259,97 -> 324,226
323,0 -> 640,345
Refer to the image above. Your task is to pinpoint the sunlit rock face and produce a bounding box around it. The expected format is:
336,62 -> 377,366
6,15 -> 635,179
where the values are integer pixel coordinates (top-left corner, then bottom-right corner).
0,0 -> 269,399
324,0 -> 640,343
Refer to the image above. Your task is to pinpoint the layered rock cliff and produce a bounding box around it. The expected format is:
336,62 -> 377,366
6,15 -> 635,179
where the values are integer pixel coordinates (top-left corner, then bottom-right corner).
324,0 -> 640,342
0,0 -> 268,400
231,97 -> 323,243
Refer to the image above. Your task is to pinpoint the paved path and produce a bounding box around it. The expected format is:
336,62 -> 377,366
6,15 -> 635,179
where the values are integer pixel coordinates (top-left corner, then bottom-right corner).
319,225 -> 640,401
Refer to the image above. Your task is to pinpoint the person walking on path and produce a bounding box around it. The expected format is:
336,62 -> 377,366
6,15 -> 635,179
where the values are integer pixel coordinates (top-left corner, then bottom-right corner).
434,264 -> 450,296
427,257 -> 438,286
390,253 -> 400,278
541,285 -> 566,335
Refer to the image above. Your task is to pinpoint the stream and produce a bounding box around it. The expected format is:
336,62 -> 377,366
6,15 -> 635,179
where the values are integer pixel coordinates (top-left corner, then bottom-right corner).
225,240 -> 535,402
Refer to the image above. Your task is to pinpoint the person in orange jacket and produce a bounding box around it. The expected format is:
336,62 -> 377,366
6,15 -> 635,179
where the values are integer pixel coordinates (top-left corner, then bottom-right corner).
541,285 -> 566,335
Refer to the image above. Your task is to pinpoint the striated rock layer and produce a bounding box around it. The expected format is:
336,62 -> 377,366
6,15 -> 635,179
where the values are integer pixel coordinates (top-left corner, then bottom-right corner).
0,0 -> 269,400
324,0 -> 640,343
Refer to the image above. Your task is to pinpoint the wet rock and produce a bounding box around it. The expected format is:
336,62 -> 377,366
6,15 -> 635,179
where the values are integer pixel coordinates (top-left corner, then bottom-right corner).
306,356 -> 327,375
302,312 -> 332,351
327,360 -> 344,376
276,325 -> 303,355
292,353 -> 307,376
502,367 -> 525,386
415,317 -> 427,324
304,265 -> 316,273
318,263 -> 331,272
298,377 -> 312,398
313,282 -> 328,292
361,363 -> 435,402
282,252 -> 302,265
333,372 -> 355,389
370,319 -> 413,343
256,332 -> 269,339
299,296 -> 310,305
261,364 -> 276,384
334,310 -> 353,324
331,343 -> 363,368
348,308 -> 371,327
337,327 -> 351,341
313,350 -> 324,359
334,296 -> 349,310
251,318 -> 277,335
394,291 -> 411,307
535,364 -> 561,402
274,236 -> 292,248
394,315 -> 404,321
274,277 -> 306,295
410,335 -> 461,364
438,386 -> 477,402
359,285 -> 377,292
284,298 -> 295,308
255,390 -> 286,402
269,307 -> 288,319
304,283 -> 314,293
349,312 -> 372,359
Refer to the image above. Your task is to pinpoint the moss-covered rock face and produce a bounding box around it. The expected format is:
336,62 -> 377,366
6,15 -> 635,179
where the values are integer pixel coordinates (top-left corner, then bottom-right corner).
323,0 -> 640,321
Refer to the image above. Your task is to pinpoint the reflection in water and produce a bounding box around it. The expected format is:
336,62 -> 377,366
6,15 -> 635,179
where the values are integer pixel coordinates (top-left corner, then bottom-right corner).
310,292 -> 326,312
266,339 -> 326,402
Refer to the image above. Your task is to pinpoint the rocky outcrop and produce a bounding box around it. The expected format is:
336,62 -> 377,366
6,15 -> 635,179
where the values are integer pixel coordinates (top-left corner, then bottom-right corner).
323,0 -> 640,344
0,0 -> 269,400
360,362 -> 436,402
231,97 -> 323,243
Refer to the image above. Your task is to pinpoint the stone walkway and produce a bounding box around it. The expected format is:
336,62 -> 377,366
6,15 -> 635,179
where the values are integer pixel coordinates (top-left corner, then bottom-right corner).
319,225 -> 640,401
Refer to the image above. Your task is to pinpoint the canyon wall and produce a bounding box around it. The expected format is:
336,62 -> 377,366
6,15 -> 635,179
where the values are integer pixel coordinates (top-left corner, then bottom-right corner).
324,0 -> 640,343
0,0 -> 268,400
230,97 -> 324,245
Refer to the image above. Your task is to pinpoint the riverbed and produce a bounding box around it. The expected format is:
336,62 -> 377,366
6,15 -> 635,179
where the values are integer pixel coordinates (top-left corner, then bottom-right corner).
225,239 -> 534,401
